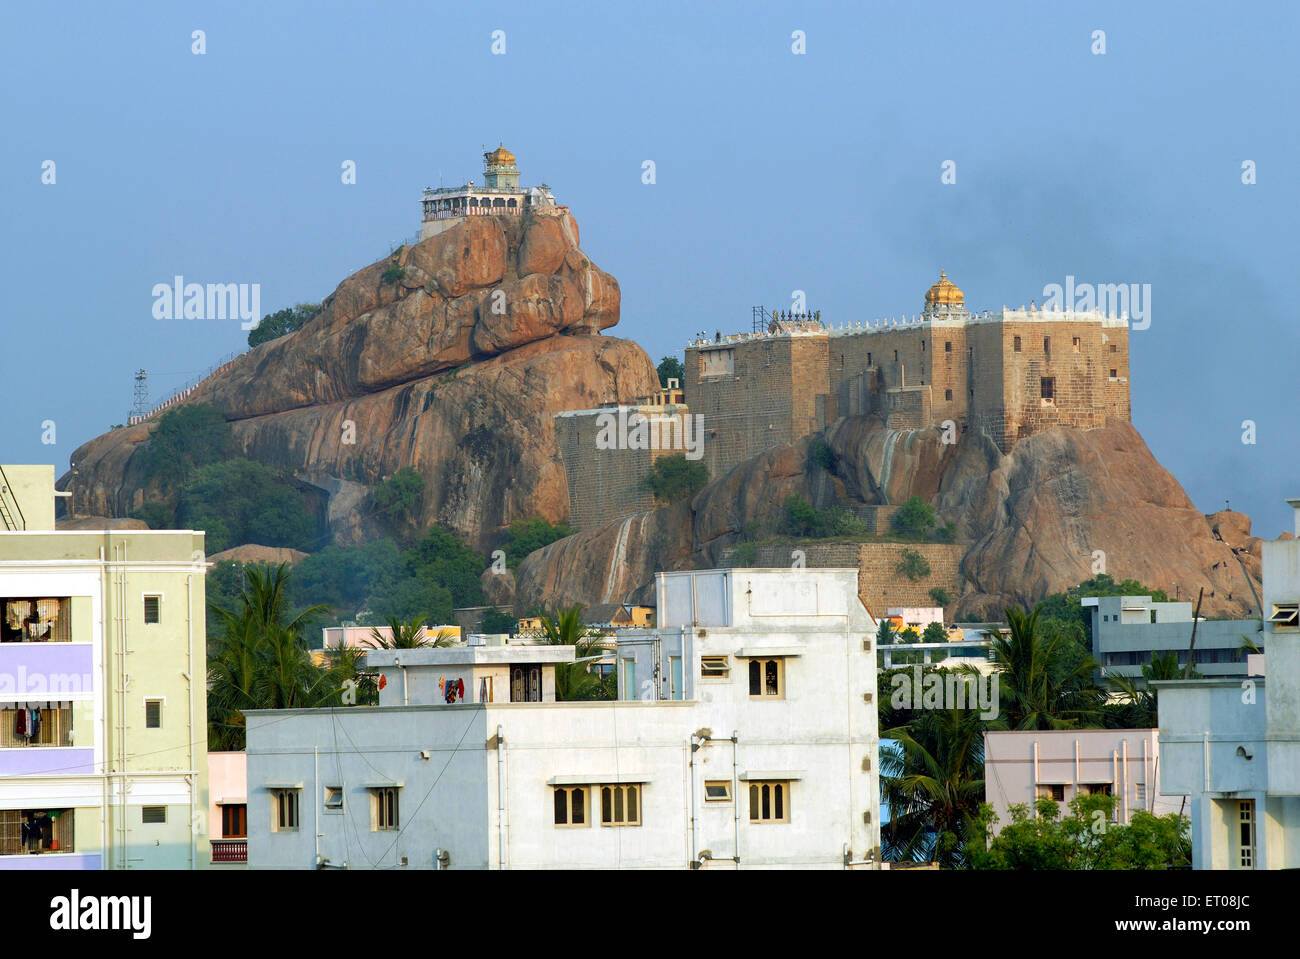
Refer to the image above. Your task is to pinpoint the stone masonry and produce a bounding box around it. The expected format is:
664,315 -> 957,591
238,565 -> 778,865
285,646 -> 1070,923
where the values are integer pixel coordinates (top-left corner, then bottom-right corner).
685,273 -> 1131,477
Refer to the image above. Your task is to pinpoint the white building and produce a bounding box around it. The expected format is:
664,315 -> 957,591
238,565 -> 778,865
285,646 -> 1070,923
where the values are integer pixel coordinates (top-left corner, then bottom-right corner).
1156,497 -> 1300,869
984,729 -> 1183,834
244,568 -> 880,869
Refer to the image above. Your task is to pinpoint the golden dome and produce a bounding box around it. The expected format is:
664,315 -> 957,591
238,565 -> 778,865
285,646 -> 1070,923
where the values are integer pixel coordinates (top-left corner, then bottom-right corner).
925,270 -> 964,308
484,143 -> 517,167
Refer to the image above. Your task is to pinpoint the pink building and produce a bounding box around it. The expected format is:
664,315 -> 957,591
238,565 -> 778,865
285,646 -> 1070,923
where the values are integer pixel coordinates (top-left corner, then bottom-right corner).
208,751 -> 247,866
983,728 -> 1184,834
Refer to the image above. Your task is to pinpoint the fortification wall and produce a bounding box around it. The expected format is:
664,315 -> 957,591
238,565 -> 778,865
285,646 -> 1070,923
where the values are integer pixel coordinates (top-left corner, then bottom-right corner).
686,335 -> 830,478
733,540 -> 965,617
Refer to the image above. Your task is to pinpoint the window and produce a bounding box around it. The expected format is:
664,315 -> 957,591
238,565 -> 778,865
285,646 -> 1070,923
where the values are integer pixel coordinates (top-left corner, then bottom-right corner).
1072,336 -> 1081,352
867,352 -> 872,366
747,658 -> 784,698
553,786 -> 589,827
1013,335 -> 1022,352
704,781 -> 732,803
143,595 -> 160,624
1110,343 -> 1117,353
271,789 -> 300,832
1037,784 -> 1066,802
1082,783 -> 1112,796
669,656 -> 683,700
142,806 -> 166,824
1150,610 -> 1158,624
945,389 -> 952,402
1043,336 -> 1051,354
944,341 -> 952,353
323,786 -> 343,811
600,784 -> 641,826
478,676 -> 494,702
1110,368 -> 1118,378
700,655 -> 729,678
1238,800 -> 1255,868
1040,377 -> 1055,402
622,659 -> 637,701
1269,603 -> 1299,629
1134,782 -> 1147,808
145,699 -> 162,729
921,340 -> 925,352
371,787 -> 399,831
893,349 -> 898,362
0,808 -> 75,855
748,781 -> 789,823
221,804 -> 247,838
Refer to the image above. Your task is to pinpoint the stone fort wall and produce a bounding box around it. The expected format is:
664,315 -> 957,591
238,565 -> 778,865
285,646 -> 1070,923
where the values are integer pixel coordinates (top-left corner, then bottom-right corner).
734,541 -> 965,616
686,309 -> 1130,476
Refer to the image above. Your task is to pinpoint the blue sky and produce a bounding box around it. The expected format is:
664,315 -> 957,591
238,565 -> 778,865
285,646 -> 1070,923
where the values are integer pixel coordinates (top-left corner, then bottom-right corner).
2,1 -> 1296,535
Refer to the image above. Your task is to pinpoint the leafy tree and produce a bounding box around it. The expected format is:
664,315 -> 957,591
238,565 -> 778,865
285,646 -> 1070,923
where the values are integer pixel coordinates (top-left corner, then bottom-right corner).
141,404 -> 233,489
539,605 -> 610,701
881,697 -> 988,868
381,263 -> 405,284
780,495 -> 866,538
929,586 -> 951,607
935,521 -> 957,543
366,576 -> 455,626
730,541 -> 758,566
877,619 -> 897,647
922,621 -> 949,644
247,302 -> 321,349
291,540 -> 403,616
175,458 -> 317,554
988,605 -> 1105,730
371,467 -> 425,541
642,455 -> 709,505
895,549 -> 931,581
656,355 -> 684,387
502,517 -> 573,566
480,608 -> 517,635
130,500 -> 174,529
891,496 -> 936,538
807,439 -> 837,472
968,795 -> 1191,870
406,525 -> 486,610
900,627 -> 920,643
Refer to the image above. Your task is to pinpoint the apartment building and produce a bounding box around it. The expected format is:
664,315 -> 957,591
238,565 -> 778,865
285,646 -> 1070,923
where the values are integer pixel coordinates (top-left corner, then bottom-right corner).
0,465 -> 208,870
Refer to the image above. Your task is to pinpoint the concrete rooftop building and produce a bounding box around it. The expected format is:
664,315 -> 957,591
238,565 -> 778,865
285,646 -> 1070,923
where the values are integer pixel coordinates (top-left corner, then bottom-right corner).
244,568 -> 880,870
1156,498 -> 1300,869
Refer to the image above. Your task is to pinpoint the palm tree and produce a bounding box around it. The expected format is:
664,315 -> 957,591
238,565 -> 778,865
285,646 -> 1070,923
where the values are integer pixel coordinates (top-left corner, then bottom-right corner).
880,685 -> 989,868
207,563 -> 331,749
1107,650 -> 1201,727
366,615 -> 458,649
988,605 -> 1104,729
539,604 -> 610,701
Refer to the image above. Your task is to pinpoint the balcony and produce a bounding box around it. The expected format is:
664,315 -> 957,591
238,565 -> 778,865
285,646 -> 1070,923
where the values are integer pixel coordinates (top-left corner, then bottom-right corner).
210,839 -> 247,863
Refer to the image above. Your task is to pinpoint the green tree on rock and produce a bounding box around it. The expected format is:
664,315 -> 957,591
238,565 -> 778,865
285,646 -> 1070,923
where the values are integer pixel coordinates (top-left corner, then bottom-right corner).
642,455 -> 708,505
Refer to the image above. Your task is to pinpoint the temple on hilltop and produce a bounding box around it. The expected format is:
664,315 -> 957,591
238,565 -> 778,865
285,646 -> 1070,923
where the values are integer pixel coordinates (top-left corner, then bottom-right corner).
420,145 -> 558,240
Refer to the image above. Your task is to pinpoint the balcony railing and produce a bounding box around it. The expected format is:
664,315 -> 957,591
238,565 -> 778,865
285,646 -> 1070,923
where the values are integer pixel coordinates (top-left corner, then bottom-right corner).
211,839 -> 247,863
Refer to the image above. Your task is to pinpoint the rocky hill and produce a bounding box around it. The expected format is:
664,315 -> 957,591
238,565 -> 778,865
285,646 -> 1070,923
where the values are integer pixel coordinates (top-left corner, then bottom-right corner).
61,209 -> 658,551
514,418 -> 1270,621
61,207 -> 1273,622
